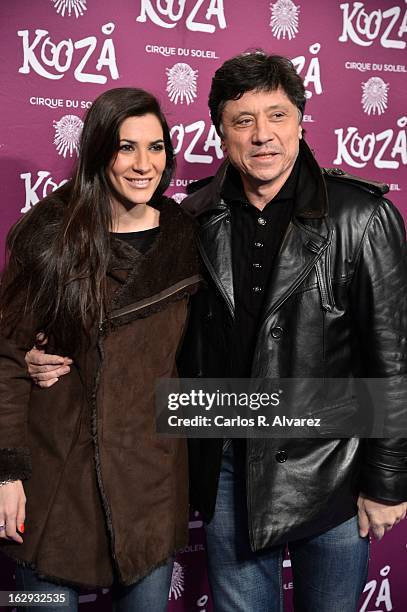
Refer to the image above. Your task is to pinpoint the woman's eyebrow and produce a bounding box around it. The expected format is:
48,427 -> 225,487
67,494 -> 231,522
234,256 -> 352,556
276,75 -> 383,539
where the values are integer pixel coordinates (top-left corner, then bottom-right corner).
119,138 -> 165,144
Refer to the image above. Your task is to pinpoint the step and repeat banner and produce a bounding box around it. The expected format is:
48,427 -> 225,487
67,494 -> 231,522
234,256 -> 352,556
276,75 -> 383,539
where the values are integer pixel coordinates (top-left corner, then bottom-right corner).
0,1 -> 406,610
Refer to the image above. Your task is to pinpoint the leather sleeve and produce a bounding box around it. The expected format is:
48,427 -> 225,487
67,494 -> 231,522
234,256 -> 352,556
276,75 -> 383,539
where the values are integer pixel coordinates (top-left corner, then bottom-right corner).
351,198 -> 407,502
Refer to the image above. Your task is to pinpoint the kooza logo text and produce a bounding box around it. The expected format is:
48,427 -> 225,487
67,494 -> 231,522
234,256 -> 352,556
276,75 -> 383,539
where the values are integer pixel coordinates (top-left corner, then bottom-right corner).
18,23 -> 119,83
334,117 -> 407,170
170,119 -> 223,164
339,2 -> 407,48
136,0 -> 226,32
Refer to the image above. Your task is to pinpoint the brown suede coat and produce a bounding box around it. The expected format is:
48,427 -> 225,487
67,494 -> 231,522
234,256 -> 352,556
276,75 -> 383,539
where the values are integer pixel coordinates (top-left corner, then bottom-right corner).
0,194 -> 200,587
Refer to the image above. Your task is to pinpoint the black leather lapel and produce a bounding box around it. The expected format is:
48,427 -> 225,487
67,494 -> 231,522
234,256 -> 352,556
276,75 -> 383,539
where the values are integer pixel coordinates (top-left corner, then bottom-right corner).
260,219 -> 330,321
197,208 -> 235,317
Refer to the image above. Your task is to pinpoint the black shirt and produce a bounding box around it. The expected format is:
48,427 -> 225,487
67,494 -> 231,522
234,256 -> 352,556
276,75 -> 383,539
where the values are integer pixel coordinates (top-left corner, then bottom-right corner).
221,157 -> 300,376
111,226 -> 160,254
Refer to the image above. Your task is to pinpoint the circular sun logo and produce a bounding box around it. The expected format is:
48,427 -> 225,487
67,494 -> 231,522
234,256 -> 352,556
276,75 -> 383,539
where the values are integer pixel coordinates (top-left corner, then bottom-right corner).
269,0 -> 300,40
166,63 -> 198,105
172,193 -> 187,204
51,0 -> 87,18
361,77 -> 389,116
169,561 -> 184,600
53,114 -> 83,158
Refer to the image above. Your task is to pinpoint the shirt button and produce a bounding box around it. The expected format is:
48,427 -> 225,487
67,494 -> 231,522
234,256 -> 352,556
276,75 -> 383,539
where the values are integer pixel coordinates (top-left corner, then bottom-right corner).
275,450 -> 287,463
270,326 -> 284,339
254,242 -> 264,248
253,286 -> 263,294
253,263 -> 262,269
257,217 -> 267,226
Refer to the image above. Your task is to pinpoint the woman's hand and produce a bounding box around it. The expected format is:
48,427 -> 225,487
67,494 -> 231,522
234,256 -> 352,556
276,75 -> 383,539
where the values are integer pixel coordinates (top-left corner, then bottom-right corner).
0,480 -> 26,543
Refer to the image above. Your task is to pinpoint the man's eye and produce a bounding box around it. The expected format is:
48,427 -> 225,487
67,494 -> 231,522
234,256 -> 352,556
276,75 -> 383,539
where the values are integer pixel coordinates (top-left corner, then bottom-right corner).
236,118 -> 252,126
272,113 -> 285,120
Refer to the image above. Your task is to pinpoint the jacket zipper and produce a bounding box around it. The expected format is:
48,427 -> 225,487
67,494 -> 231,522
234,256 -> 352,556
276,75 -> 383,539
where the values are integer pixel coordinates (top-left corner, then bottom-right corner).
315,258 -> 332,312
91,335 -> 122,580
324,233 -> 336,309
316,226 -> 336,312
93,273 -> 200,578
100,274 -> 201,330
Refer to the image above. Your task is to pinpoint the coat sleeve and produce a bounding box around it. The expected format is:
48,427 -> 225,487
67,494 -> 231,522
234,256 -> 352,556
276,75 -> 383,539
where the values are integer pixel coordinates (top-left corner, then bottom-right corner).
0,195 -> 69,483
351,198 -> 407,503
0,315 -> 37,482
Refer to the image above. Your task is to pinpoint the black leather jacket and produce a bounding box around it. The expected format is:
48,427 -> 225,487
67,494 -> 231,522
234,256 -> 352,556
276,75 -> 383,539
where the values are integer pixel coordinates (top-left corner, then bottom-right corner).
180,140 -> 407,550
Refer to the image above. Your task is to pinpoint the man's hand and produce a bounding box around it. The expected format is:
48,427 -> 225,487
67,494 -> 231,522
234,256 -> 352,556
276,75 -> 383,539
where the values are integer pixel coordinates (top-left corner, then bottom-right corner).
0,480 -> 26,543
25,346 -> 73,388
357,494 -> 407,541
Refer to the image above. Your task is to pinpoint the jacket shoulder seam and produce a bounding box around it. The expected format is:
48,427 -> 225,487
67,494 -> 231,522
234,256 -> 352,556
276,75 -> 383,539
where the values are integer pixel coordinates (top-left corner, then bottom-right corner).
323,168 -> 389,196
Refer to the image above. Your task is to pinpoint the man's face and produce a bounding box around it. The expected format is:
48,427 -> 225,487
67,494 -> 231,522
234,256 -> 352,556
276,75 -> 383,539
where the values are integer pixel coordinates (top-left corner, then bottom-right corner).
220,88 -> 302,196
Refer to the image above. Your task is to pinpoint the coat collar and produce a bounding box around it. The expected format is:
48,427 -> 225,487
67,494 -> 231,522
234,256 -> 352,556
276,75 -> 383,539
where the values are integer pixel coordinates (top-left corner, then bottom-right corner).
294,139 -> 328,219
107,197 -> 200,315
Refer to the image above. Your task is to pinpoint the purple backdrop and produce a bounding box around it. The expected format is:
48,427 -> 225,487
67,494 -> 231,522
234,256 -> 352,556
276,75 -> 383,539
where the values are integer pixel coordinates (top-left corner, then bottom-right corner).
0,1 -> 406,610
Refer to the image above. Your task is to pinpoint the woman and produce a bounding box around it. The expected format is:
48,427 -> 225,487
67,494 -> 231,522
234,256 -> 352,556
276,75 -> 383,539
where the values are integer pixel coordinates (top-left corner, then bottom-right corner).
0,88 -> 200,610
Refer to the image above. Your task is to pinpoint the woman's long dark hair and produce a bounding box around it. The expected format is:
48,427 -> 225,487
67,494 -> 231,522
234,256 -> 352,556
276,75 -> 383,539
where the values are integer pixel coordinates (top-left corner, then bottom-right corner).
0,88 -> 175,354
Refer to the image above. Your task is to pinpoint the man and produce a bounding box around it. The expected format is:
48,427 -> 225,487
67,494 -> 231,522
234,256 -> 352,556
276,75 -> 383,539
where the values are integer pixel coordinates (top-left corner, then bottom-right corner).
27,53 -> 407,611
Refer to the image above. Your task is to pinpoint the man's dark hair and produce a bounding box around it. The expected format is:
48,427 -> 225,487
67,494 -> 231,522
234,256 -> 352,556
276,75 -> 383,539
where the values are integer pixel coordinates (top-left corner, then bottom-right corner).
208,51 -> 306,134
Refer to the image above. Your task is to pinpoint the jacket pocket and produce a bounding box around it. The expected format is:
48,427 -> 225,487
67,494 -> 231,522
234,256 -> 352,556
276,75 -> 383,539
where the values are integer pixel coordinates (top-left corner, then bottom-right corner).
307,397 -> 366,437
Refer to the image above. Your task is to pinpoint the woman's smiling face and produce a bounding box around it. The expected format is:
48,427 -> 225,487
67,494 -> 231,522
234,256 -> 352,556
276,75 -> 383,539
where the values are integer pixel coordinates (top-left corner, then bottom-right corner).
107,114 -> 166,207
